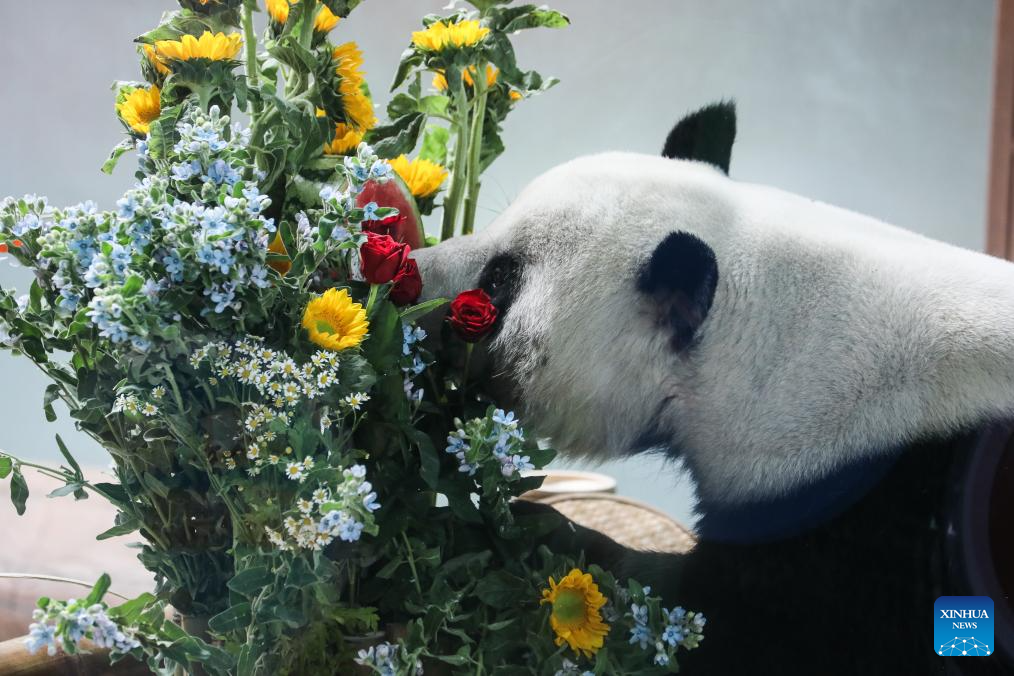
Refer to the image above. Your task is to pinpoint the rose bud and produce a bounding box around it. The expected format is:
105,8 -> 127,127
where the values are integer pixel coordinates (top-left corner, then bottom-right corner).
360,232 -> 409,285
389,258 -> 422,306
448,288 -> 498,342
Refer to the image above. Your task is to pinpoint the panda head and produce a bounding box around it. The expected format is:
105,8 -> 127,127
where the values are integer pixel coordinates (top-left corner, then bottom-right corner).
413,102 -> 1014,506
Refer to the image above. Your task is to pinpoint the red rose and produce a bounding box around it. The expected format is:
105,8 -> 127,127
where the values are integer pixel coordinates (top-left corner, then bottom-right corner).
360,232 -> 409,284
389,258 -> 423,306
362,213 -> 404,239
448,289 -> 498,342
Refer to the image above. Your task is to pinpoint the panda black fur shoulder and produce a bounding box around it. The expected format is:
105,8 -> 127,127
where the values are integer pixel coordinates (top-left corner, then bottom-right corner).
413,103 -> 1014,675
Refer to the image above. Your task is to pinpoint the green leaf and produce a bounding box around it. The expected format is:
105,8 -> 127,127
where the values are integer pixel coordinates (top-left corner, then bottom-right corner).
96,518 -> 139,540
418,95 -> 450,117
321,0 -> 363,18
466,0 -> 512,10
85,573 -> 111,606
208,602 -> 252,634
43,384 -> 60,423
28,280 -> 43,314
47,482 -> 84,498
390,48 -> 424,92
109,592 -> 156,625
474,570 -> 527,609
418,126 -> 450,166
121,274 -> 144,297
0,456 -> 11,479
491,6 -> 570,32
399,297 -> 448,324
370,113 -> 425,159
55,434 -> 82,478
10,468 -> 28,515
147,104 -> 183,160
228,566 -> 274,597
101,139 -> 135,175
140,473 -> 170,497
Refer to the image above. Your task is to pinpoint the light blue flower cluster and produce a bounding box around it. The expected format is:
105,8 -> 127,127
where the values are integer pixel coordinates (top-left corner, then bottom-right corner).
314,144 -> 396,247
353,642 -> 423,676
26,600 -> 141,657
401,324 -> 428,403
445,409 -> 533,479
0,105 -> 279,350
628,593 -> 706,666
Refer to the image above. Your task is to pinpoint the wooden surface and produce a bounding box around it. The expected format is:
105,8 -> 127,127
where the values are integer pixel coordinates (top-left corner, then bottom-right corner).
988,0 -> 1014,259
0,638 -> 148,676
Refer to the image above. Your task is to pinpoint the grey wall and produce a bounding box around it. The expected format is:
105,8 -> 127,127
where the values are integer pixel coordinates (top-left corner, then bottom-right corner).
0,0 -> 996,526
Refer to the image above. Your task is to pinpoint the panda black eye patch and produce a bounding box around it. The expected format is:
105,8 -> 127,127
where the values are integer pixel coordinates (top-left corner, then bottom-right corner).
478,253 -> 522,321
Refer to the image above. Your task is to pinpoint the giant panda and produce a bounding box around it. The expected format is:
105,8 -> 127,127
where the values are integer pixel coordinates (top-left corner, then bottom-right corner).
412,103 -> 1014,675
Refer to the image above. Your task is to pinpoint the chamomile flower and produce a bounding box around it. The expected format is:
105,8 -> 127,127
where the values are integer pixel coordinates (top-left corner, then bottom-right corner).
151,385 -> 166,399
285,462 -> 304,481
343,392 -> 370,410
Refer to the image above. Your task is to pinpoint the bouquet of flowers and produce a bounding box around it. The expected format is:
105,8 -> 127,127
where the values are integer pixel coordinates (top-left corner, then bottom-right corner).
0,1 -> 705,674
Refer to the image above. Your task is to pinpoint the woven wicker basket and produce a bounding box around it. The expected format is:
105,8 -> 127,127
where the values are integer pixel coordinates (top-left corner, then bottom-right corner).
536,492 -> 697,555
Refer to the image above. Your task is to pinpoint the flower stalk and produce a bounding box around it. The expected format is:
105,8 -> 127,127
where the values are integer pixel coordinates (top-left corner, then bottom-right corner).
440,75 -> 473,241
461,64 -> 489,236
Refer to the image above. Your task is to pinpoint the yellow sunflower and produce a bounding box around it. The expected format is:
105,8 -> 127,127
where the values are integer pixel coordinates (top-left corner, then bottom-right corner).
142,44 -> 171,76
389,155 -> 448,198
540,569 -> 610,658
339,77 -> 377,131
411,20 -> 490,52
333,41 -> 366,87
266,0 -> 340,33
432,64 -> 498,91
117,86 -> 161,135
154,31 -> 243,63
302,288 -> 368,351
323,122 -> 364,155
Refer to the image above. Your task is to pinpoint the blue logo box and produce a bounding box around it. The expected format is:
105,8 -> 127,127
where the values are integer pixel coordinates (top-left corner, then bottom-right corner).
935,596 -> 994,657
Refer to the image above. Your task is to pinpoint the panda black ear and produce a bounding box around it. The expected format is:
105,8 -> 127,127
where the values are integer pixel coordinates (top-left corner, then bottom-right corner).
661,101 -> 736,175
637,232 -> 719,351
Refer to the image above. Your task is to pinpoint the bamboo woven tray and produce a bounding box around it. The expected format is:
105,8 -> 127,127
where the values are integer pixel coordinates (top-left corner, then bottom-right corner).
537,492 -> 697,555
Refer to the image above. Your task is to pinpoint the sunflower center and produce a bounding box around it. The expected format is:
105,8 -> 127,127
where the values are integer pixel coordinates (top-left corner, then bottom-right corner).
316,319 -> 337,334
552,589 -> 588,627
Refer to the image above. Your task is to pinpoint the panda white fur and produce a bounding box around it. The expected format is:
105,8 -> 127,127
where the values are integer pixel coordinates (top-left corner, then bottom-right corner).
412,103 -> 1014,675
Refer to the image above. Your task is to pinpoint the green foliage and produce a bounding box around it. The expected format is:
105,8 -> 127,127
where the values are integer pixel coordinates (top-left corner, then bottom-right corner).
0,1 -> 705,674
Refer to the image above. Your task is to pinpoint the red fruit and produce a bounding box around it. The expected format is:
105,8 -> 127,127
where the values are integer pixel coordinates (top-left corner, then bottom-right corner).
355,174 -> 425,249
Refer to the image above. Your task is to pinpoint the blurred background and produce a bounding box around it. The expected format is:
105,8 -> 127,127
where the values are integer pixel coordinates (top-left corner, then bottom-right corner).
0,0 -> 996,527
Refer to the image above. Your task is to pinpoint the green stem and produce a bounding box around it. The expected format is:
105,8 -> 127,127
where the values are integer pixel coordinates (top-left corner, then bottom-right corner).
400,532 -> 423,596
461,65 -> 489,236
440,76 -> 472,241
242,2 -> 262,117
365,283 -> 381,315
